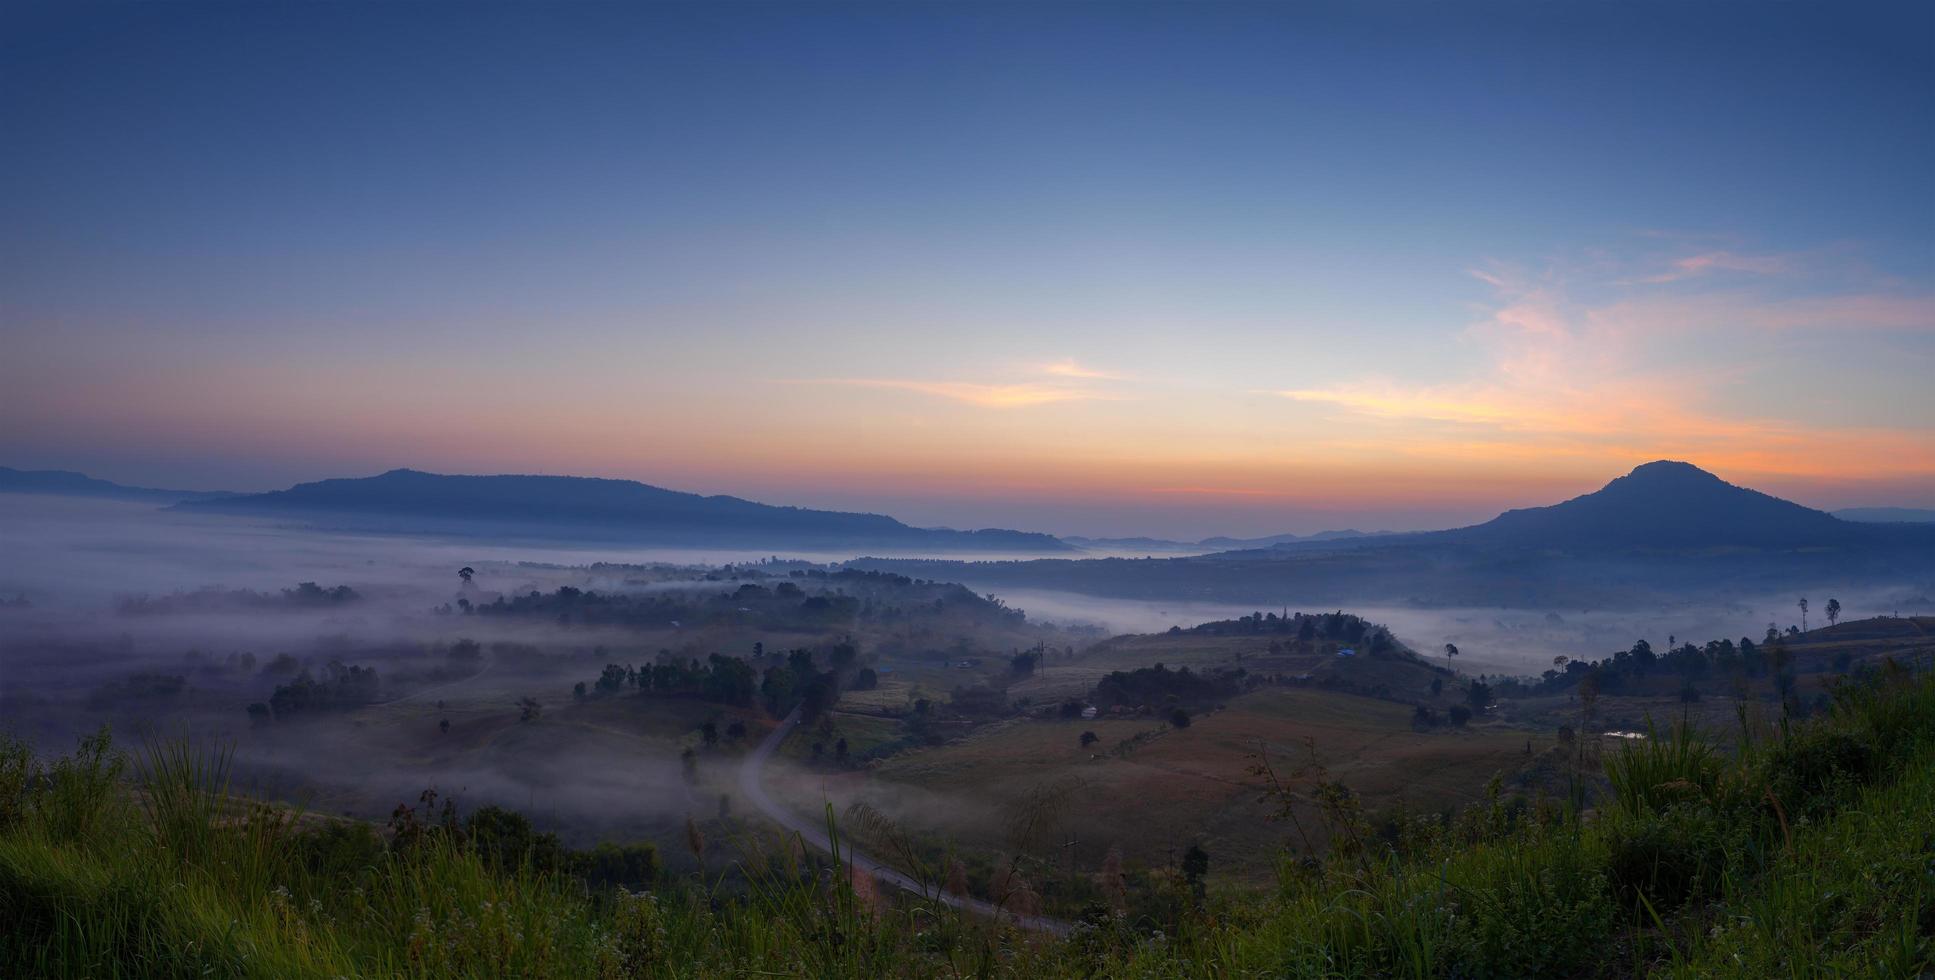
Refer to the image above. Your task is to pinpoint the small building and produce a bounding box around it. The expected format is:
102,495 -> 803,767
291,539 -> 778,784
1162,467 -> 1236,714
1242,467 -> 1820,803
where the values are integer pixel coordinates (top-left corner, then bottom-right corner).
1080,705 -> 1098,719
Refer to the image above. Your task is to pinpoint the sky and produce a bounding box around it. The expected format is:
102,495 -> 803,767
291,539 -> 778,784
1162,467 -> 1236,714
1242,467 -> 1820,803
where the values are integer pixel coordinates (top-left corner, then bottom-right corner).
2,1 -> 1931,539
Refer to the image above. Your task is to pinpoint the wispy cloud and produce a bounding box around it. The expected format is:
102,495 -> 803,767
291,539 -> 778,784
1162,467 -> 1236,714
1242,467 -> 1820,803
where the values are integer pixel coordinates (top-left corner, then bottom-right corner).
797,358 -> 1131,409
799,378 -> 1108,408
1146,486 -> 1285,497
1631,250 -> 1792,284
1281,242 -> 1935,481
1038,358 -> 1126,380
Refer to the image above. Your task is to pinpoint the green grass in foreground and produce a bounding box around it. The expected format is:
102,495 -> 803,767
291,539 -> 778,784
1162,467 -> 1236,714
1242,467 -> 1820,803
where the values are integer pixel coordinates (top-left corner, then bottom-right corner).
3,664 -> 1933,978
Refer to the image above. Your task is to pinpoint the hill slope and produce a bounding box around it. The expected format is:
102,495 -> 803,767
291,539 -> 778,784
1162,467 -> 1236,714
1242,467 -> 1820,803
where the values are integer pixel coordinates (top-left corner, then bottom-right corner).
176,468 -> 1070,552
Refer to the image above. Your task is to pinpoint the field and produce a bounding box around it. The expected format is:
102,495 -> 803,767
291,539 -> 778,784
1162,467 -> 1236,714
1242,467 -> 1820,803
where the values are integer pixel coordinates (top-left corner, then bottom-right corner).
780,685 -> 1547,882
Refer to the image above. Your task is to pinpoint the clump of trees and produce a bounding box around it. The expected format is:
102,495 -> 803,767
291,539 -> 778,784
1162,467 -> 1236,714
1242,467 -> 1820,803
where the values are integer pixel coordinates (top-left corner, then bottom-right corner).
460,569 -> 1026,632
1187,610 -> 1401,656
257,660 -> 381,720
1092,663 -> 1244,710
575,644 -> 861,722
1516,636 -> 1798,699
118,582 -> 361,615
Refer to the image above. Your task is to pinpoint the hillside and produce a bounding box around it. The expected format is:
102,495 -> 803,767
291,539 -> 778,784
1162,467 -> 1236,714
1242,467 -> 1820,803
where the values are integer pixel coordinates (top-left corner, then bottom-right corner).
175,469 -> 1071,552
6,658 -> 1931,976
0,466 -> 233,503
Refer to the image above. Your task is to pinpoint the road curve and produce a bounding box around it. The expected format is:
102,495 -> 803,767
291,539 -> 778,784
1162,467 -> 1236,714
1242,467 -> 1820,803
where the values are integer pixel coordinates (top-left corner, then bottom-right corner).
737,707 -> 1074,936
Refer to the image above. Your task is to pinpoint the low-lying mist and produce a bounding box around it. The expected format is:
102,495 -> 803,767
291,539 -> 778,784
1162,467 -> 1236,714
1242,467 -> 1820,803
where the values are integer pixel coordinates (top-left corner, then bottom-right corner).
5,492 -> 1927,862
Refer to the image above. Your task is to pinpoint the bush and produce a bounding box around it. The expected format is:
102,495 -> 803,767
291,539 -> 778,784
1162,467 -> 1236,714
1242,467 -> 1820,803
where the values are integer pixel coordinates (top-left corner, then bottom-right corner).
1445,837 -> 1616,977
1602,803 -> 1742,908
1760,727 -> 1877,820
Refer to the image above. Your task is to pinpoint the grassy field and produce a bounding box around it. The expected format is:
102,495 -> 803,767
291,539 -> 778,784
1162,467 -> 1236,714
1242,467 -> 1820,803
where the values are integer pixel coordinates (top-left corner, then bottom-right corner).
790,685 -> 1546,881
5,659 -> 1931,977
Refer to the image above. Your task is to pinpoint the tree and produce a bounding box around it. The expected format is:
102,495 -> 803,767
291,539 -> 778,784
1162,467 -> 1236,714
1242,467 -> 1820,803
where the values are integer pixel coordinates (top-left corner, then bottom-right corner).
458,566 -> 474,584
1181,843 -> 1209,895
700,721 -> 719,747
834,737 -> 849,764
572,681 -> 587,701
1798,597 -> 1809,632
1079,730 -> 1099,748
1444,643 -> 1459,664
1010,650 -> 1041,677
1826,598 -> 1841,627
1429,677 -> 1443,697
1466,680 -> 1493,714
518,696 -> 541,722
439,718 -> 450,735
1449,704 -> 1472,726
726,720 -> 747,741
1169,707 -> 1191,728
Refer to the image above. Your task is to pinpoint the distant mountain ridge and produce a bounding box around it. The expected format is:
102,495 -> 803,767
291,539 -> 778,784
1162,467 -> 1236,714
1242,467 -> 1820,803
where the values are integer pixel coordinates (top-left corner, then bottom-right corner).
1835,507 -> 1935,524
174,468 -> 1071,552
849,461 -> 1935,608
0,466 -> 234,503
1203,461 -> 1873,558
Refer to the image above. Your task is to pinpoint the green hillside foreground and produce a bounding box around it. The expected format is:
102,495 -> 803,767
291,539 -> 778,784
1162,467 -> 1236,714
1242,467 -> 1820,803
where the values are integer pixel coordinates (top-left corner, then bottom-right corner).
4,667 -> 1933,977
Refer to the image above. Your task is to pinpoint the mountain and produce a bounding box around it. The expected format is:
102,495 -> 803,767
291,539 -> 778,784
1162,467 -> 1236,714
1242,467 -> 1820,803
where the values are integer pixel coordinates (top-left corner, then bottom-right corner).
1835,507 -> 1935,524
175,468 -> 1071,552
847,461 -> 1935,608
0,466 -> 234,503
1444,460 -> 1856,550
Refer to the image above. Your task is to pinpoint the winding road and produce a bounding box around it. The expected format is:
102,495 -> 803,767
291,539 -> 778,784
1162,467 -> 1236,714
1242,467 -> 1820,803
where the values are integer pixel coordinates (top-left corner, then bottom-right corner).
738,708 -> 1074,935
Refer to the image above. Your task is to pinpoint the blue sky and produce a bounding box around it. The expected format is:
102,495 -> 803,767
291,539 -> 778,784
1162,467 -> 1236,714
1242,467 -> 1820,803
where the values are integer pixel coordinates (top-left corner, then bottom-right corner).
2,2 -> 1930,537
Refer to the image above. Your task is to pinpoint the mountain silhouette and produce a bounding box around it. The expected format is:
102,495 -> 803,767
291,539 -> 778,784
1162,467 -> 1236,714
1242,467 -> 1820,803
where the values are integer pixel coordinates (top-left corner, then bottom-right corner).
849,461 -> 1935,608
1447,460 -> 1855,550
0,466 -> 233,503
175,468 -> 1069,552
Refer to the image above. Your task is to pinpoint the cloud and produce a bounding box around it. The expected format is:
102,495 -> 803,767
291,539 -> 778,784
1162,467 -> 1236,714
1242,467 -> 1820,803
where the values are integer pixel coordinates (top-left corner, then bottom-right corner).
1632,250 -> 1792,284
797,358 -> 1130,409
1146,486 -> 1285,497
1280,243 -> 1935,482
1037,358 -> 1126,380
800,378 -> 1107,408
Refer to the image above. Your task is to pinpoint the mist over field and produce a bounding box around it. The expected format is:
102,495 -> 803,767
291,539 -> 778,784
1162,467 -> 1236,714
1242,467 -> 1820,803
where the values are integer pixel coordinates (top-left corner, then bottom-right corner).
985,587 -> 1924,675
